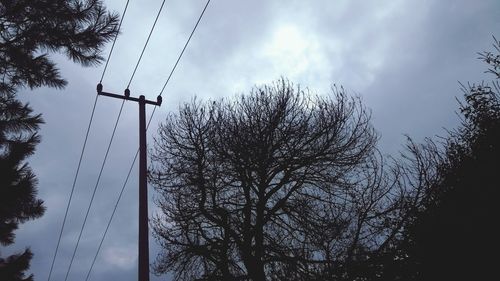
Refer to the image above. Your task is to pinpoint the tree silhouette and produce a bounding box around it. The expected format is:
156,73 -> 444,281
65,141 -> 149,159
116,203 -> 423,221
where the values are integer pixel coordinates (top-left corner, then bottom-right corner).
0,0 -> 119,94
0,251 -> 34,281
150,80 -> 413,281
369,38 -> 500,281
0,92 -> 44,281
0,1 -> 119,279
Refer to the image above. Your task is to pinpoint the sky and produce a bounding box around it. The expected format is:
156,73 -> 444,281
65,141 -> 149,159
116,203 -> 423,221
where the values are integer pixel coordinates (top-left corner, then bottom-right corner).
4,0 -> 500,280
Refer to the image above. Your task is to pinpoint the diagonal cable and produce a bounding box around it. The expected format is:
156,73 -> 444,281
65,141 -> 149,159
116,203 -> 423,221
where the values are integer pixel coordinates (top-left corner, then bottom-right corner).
157,0 -> 211,97
46,95 -> 98,281
127,0 -> 167,89
47,1 -> 131,280
63,100 -> 126,281
64,0 -> 170,279
147,0 -> 212,125
84,149 -> 138,281
82,1 -> 211,279
100,0 -> 132,83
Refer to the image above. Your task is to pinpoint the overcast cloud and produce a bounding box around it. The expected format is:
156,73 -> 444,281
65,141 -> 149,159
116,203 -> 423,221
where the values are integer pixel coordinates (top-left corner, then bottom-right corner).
5,0 -> 499,281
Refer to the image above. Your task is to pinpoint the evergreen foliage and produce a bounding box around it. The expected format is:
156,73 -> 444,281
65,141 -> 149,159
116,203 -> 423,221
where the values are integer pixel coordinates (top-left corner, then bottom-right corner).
0,1 -> 119,279
367,38 -> 500,281
0,92 -> 44,281
0,92 -> 44,244
0,0 -> 119,93
402,43 -> 500,280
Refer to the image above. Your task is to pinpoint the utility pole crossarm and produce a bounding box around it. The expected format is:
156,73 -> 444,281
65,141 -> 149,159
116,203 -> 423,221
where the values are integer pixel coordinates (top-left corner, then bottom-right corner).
96,83 -> 162,106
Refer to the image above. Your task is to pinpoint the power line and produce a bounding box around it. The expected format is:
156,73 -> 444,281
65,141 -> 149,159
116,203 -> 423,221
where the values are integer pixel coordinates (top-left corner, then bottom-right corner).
100,0 -> 132,83
149,0 -> 212,126
46,2 -> 131,280
82,1 -> 211,279
158,0 -> 211,97
63,100 -> 126,281
46,95 -> 98,281
127,0 -> 167,89
149,0 -> 212,125
62,1 -> 171,279
84,149 -> 138,281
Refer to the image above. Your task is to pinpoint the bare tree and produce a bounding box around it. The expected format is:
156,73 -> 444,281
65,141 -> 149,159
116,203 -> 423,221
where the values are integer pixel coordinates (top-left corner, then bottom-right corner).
150,80 -> 407,281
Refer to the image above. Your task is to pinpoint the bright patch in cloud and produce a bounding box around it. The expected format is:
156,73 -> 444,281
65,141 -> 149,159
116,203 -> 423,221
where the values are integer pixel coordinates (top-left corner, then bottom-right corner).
262,24 -> 328,81
103,245 -> 137,270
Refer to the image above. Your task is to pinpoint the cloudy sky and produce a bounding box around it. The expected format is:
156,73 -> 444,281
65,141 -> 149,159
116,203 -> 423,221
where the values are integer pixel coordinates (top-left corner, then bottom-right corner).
5,0 -> 499,280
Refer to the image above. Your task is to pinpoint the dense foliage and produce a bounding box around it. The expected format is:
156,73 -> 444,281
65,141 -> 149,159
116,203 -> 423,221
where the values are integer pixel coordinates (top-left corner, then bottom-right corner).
0,1 -> 119,280
392,41 -> 500,280
0,92 -> 44,281
0,0 -> 119,93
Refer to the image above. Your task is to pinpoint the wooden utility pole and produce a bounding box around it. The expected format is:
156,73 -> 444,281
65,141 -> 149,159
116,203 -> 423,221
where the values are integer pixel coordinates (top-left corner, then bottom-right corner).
97,83 -> 161,281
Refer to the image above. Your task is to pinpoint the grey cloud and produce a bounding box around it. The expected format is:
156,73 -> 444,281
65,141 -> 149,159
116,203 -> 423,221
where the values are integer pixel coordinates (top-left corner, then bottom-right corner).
7,1 -> 499,281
